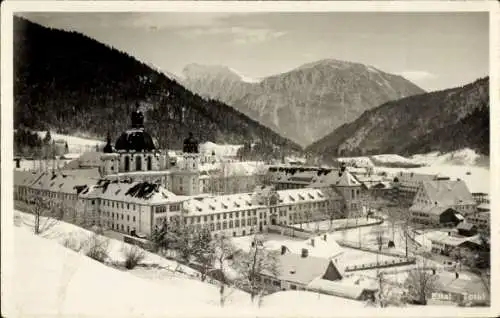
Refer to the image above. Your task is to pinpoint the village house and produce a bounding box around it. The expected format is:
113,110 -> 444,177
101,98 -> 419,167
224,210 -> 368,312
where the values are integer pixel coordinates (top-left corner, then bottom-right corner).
393,171 -> 448,204
466,210 -> 490,231
257,245 -> 375,301
426,230 -> 482,256
409,179 -> 476,226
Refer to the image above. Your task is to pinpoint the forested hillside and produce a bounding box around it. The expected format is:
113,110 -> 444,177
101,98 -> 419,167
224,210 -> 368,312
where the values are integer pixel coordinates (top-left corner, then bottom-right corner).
306,77 -> 489,158
13,17 -> 300,156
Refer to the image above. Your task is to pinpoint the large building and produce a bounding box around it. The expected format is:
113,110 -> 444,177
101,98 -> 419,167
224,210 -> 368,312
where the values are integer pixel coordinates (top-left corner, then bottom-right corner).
14,105 -> 362,238
409,179 -> 477,226
392,171 -> 450,204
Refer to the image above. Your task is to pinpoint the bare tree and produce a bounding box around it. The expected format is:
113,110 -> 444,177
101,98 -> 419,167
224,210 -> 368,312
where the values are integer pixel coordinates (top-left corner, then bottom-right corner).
211,233 -> 237,307
234,235 -> 280,304
370,226 -> 385,252
122,244 -> 146,269
84,233 -> 110,263
404,258 -> 437,305
24,194 -> 61,235
192,226 -> 216,282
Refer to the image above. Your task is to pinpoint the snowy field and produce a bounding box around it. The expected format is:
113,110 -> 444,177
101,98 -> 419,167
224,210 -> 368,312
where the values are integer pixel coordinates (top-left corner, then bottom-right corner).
376,164 -> 490,194
8,212 -> 491,316
15,159 -> 73,171
10,214 -> 405,317
292,217 -> 381,232
34,131 -> 105,153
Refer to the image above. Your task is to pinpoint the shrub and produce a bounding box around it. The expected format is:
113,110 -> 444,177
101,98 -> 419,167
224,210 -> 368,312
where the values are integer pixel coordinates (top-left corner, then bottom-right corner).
122,244 -> 146,269
62,234 -> 83,252
84,233 -> 109,263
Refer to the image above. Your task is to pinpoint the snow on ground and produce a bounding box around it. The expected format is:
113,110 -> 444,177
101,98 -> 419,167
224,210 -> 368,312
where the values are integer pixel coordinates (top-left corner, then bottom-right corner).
376,164 -> 490,194
410,148 -> 486,167
262,290 -> 365,310
370,154 -> 418,166
200,141 -> 244,157
15,211 -> 199,277
337,156 -> 374,167
11,220 -> 382,317
292,218 -> 380,232
34,131 -> 105,154
12,225 -> 251,317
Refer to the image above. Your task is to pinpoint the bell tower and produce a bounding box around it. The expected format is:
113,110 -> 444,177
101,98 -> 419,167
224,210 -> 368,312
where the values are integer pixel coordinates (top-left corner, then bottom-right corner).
170,132 -> 201,196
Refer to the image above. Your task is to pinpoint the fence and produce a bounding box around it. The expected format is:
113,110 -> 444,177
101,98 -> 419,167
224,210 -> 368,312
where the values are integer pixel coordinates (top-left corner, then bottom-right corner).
267,224 -> 313,239
344,257 -> 416,272
336,239 -> 410,258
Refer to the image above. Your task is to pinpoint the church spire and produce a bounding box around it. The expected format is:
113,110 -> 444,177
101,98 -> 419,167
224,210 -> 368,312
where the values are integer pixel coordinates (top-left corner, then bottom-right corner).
131,102 -> 144,129
103,131 -> 113,153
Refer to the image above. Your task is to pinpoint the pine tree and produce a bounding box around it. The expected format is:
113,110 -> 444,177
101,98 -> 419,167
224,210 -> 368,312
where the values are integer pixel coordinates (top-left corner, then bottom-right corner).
43,130 -> 52,145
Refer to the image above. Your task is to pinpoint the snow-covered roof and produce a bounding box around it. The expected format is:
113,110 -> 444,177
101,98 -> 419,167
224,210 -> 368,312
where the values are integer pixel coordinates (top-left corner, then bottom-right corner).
309,170 -> 360,188
409,205 -> 459,216
14,170 -> 44,187
263,253 -> 333,286
268,234 -> 344,261
82,180 -> 185,205
183,193 -> 264,216
420,179 -> 475,206
28,171 -> 97,195
275,188 -> 328,205
477,203 -> 490,211
425,231 -> 481,247
307,277 -> 369,300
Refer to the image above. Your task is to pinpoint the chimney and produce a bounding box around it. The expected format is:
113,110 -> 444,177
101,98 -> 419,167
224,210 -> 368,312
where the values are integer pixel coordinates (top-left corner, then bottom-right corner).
323,234 -> 327,241
448,232 -> 451,236
281,245 -> 287,255
301,248 -> 308,258
311,238 -> 315,247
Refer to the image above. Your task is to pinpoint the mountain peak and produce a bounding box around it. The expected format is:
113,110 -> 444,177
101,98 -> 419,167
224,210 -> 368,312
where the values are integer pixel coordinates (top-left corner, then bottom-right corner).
182,63 -> 260,83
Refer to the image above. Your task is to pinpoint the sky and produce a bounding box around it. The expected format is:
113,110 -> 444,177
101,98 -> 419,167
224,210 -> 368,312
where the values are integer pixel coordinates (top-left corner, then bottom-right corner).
19,12 -> 489,91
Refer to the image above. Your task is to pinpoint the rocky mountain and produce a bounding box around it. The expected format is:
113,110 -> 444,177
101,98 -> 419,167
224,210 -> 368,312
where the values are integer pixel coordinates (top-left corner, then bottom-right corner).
306,77 -> 489,158
13,17 -> 301,155
180,59 -> 425,146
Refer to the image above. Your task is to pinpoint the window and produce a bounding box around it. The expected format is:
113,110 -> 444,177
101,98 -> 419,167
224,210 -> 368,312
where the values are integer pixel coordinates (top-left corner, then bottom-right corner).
204,216 -> 207,222
124,156 -> 130,172
290,285 -> 297,290
223,214 -> 227,219
133,216 -> 136,222
190,218 -> 194,224
127,204 -> 130,210
242,219 -> 246,227
216,223 -> 221,230
197,216 -> 201,223
236,212 -> 239,218
112,202 -> 115,208
92,200 -> 95,205
235,220 -> 240,227
210,215 -> 214,221
121,214 -> 124,220
210,223 -> 214,231
223,221 -> 227,229
112,212 -> 115,218
147,156 -> 152,171
133,204 -> 136,211
229,220 -> 233,228
127,215 -> 130,221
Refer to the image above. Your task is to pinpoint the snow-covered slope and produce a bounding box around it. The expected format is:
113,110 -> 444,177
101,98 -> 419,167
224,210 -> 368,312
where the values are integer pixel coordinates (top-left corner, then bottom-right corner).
12,227 -> 236,317
200,141 -> 244,157
34,131 -> 105,153
410,148 -> 487,167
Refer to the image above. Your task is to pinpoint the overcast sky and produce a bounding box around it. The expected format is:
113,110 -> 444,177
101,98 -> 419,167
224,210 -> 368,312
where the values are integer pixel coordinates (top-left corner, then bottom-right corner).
19,12 -> 489,91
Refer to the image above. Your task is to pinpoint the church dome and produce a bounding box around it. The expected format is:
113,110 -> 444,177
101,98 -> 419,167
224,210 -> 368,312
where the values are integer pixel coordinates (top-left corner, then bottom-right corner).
114,102 -> 157,152
115,129 -> 156,152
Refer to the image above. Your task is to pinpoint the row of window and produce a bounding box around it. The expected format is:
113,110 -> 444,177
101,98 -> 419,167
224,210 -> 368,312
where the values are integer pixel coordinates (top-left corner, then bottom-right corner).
185,218 -> 260,230
103,211 -> 137,222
